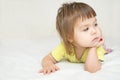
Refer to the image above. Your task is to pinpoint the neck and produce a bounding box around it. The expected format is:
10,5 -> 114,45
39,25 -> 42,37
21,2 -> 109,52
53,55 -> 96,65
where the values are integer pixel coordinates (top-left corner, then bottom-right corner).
74,45 -> 86,60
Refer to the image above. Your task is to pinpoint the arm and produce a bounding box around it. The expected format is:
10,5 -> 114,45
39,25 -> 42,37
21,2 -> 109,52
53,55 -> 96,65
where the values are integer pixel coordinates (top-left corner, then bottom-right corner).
84,47 -> 101,73
39,54 -> 59,75
84,37 -> 104,73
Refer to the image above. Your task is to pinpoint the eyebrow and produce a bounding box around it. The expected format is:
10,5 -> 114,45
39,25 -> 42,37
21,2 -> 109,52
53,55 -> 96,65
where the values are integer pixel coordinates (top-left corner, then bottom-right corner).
80,18 -> 97,28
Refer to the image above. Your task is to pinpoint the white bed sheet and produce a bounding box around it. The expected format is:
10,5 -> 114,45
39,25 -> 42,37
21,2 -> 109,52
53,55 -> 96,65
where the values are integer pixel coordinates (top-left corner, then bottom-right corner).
0,36 -> 120,80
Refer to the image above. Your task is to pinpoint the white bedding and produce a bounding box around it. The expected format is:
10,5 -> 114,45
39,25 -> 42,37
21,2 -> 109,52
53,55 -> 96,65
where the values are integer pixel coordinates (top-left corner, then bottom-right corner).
0,36 -> 120,80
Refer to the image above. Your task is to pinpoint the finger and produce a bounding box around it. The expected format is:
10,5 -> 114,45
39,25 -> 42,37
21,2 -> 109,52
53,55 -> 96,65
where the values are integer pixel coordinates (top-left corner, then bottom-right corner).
51,66 -> 56,72
54,65 -> 60,70
38,69 -> 44,73
43,68 -> 48,75
46,68 -> 52,74
52,65 -> 59,72
99,39 -> 104,46
99,37 -> 104,43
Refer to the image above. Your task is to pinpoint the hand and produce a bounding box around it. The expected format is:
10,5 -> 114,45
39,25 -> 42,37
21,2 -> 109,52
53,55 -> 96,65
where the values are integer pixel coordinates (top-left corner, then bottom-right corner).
39,64 -> 59,75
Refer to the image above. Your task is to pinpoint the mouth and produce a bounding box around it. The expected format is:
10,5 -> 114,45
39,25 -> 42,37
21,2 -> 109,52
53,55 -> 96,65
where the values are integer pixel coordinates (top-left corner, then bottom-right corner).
92,37 -> 100,42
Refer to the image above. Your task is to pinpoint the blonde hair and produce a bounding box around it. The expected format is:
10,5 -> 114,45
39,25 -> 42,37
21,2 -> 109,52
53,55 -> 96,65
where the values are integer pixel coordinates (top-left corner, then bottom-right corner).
56,2 -> 96,54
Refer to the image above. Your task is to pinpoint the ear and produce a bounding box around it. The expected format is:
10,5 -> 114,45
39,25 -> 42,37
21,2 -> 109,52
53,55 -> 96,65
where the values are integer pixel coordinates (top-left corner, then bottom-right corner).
67,35 -> 73,43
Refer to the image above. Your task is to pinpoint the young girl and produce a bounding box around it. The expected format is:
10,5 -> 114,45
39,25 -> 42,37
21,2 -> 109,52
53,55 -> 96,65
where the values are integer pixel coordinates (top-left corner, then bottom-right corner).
39,2 -> 107,75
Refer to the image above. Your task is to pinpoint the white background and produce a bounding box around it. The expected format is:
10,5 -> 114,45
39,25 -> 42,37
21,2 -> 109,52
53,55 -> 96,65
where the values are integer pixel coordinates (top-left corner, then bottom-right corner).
0,1 -> 120,80
0,0 -> 120,42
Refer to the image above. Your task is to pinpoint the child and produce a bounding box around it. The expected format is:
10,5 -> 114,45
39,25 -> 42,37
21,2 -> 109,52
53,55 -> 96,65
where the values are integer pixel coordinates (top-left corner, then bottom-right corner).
39,2 -> 107,75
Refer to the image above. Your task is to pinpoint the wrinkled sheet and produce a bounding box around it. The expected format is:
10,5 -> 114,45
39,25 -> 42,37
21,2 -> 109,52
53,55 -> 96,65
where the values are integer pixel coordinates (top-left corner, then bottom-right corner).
0,37 -> 120,80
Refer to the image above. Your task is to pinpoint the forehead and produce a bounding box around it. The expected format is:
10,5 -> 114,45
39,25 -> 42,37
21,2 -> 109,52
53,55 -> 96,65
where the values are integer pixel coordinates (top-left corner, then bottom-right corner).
74,17 -> 96,27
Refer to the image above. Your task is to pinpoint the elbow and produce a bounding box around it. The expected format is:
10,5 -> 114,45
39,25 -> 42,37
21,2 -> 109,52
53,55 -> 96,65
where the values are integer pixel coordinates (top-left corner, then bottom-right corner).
84,66 -> 101,73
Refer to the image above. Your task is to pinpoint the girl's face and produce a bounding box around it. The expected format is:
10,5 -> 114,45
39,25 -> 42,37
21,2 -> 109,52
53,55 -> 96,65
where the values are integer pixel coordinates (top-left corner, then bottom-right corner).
73,17 -> 102,48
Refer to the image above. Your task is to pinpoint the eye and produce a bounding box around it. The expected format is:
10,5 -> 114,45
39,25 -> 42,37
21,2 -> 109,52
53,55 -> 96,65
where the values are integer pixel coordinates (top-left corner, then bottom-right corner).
94,23 -> 98,27
83,27 -> 89,31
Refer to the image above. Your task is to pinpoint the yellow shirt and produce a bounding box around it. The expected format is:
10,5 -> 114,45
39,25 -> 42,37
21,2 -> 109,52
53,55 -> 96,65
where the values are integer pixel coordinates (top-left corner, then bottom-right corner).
51,42 -> 106,63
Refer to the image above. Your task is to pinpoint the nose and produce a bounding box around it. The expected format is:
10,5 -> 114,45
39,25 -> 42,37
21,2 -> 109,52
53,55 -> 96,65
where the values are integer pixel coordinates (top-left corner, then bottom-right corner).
91,27 -> 97,35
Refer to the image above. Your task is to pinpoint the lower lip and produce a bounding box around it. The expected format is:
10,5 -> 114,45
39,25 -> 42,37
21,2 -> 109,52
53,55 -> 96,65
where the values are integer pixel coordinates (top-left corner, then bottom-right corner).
92,38 -> 99,42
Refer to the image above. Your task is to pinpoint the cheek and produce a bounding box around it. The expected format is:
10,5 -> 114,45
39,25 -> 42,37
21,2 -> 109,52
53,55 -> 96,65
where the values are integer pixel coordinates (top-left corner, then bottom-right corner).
74,33 -> 91,45
97,27 -> 102,35
74,32 -> 83,41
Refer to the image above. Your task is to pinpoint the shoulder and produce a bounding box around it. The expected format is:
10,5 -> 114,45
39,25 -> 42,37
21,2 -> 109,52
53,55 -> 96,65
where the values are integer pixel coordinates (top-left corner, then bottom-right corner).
54,42 -> 66,50
51,41 -> 66,55
51,41 -> 66,61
